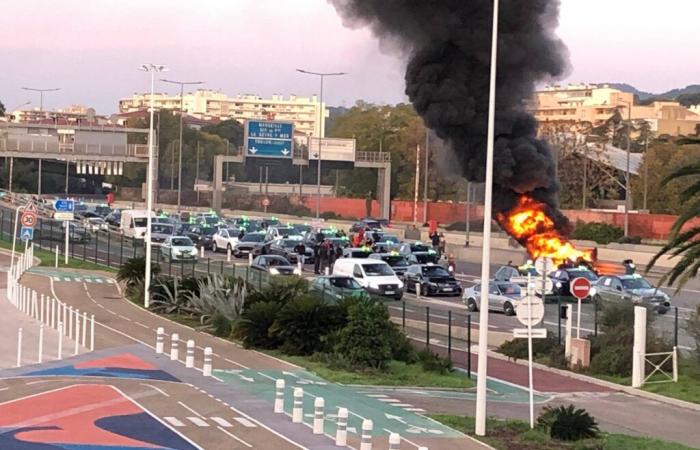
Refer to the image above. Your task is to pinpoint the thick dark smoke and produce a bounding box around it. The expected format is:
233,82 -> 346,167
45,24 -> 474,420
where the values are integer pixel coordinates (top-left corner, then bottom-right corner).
330,0 -> 571,230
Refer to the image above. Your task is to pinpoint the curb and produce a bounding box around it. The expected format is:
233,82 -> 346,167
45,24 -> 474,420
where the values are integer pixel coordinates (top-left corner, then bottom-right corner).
488,349 -> 700,412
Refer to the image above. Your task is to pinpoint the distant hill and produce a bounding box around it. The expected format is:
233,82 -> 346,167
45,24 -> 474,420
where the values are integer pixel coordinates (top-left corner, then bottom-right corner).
602,83 -> 700,104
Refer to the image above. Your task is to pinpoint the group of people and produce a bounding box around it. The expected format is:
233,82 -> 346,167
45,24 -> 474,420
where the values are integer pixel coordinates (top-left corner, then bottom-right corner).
429,230 -> 447,259
313,231 -> 344,274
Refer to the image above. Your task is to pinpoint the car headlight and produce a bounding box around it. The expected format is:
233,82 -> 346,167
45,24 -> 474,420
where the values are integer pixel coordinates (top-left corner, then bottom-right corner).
269,268 -> 280,275
555,281 -> 562,288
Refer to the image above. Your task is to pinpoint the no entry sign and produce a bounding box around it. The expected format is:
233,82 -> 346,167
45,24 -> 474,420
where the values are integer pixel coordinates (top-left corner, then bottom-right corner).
570,277 -> 592,299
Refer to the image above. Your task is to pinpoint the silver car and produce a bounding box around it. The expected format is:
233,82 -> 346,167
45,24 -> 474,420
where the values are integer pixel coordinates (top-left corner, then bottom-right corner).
462,281 -> 522,316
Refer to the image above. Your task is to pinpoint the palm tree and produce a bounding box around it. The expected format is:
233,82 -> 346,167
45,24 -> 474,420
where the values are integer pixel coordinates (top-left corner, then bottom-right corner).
647,160 -> 700,288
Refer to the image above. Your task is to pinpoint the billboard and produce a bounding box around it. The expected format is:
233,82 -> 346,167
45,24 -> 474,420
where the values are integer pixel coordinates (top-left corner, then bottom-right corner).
308,137 -> 356,162
244,120 -> 294,158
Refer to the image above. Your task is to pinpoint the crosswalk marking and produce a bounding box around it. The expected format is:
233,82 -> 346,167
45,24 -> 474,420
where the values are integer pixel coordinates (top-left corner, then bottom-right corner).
187,417 -> 209,427
211,417 -> 233,427
405,408 -> 426,412
163,417 -> 185,427
233,417 -> 257,428
366,394 -> 388,398
378,398 -> 401,403
395,403 -> 413,407
51,276 -> 115,284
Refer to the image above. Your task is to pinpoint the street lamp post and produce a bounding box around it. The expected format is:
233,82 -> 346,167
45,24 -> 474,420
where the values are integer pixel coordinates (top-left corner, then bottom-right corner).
161,79 -> 204,213
475,0 -> 500,437
140,64 -> 167,309
21,87 -> 60,112
296,69 -> 348,218
618,97 -> 633,237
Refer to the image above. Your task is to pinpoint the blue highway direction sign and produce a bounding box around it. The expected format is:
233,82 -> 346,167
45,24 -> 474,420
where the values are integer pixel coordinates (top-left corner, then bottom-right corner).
20,227 -> 34,241
245,120 -> 294,158
54,199 -> 75,212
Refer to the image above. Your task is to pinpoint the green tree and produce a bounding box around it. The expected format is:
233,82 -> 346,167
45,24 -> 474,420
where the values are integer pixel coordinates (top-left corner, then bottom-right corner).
648,159 -> 700,289
0,99 -> 5,116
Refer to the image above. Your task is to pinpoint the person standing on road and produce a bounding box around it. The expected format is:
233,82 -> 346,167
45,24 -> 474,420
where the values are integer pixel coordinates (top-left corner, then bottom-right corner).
430,231 -> 440,258
438,233 -> 446,259
294,241 -> 307,266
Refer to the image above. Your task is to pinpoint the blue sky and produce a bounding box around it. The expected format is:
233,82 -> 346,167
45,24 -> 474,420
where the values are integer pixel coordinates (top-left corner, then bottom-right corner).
1,0 -> 698,113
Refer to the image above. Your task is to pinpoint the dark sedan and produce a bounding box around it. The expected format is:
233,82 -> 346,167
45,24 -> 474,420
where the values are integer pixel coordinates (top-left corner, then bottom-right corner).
268,238 -> 313,264
233,232 -> 268,258
403,264 -> 462,296
186,226 -> 217,250
549,267 -> 599,298
251,255 -> 299,276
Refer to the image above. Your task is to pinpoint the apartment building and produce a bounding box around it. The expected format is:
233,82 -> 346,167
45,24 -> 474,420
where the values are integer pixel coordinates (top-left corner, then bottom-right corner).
118,90 -> 326,137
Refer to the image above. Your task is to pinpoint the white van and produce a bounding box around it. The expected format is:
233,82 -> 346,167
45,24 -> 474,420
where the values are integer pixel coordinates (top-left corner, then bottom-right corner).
333,258 -> 404,300
120,209 -> 156,239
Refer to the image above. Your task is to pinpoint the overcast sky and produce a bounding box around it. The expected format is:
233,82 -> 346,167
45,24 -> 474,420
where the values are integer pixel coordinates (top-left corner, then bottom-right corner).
1,0 -> 698,114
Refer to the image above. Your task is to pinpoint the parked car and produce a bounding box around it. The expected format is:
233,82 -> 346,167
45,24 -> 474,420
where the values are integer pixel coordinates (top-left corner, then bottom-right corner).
368,253 -> 411,277
83,217 -> 108,232
494,264 -> 552,295
268,237 -> 311,264
462,281 -> 522,316
160,236 -> 198,262
407,251 -> 439,265
549,267 -> 599,298
105,211 -> 121,230
310,276 -> 367,302
233,232 -> 268,258
372,233 -> 401,252
591,274 -> 671,313
211,228 -> 241,253
398,242 -> 432,255
342,247 -> 374,259
332,258 -> 403,300
251,255 -> 299,276
186,226 -> 217,250
265,225 -> 297,242
35,221 -> 91,243
150,223 -> 175,245
403,264 -> 462,296
349,218 -> 383,233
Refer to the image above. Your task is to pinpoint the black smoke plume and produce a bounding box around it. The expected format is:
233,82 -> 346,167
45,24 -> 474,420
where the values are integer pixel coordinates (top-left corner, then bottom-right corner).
329,0 -> 570,230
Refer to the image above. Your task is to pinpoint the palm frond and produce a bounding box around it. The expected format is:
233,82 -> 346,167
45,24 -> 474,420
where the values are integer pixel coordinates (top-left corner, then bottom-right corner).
679,180 -> 700,203
660,161 -> 700,188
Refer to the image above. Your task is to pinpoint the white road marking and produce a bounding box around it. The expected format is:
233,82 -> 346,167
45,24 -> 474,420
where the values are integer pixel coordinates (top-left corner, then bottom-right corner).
233,417 -> 258,428
141,383 -> 170,397
395,403 -> 413,407
217,426 -> 252,448
378,398 -> 401,403
187,417 -> 210,427
366,394 -> 388,398
210,417 -> 233,427
405,408 -> 426,412
163,416 -> 185,427
178,401 -> 205,418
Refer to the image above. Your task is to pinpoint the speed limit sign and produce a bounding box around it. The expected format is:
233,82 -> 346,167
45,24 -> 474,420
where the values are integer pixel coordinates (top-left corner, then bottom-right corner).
20,211 -> 38,228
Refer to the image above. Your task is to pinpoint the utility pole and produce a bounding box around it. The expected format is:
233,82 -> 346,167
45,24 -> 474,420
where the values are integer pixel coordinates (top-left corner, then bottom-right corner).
21,87 -> 60,112
37,159 -> 42,196
618,97 -> 633,237
423,129 -> 430,224
161,79 -> 204,212
413,144 -> 420,224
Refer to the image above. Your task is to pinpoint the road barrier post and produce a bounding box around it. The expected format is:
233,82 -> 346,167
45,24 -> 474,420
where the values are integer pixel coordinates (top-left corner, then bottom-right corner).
62,302 -> 68,335
448,310 -> 452,361
74,314 -> 80,355
292,387 -> 304,423
227,247 -> 232,262
632,306 -> 647,388
467,314 -> 472,378
274,379 -> 285,413
51,298 -> 56,329
248,253 -> 253,267
313,397 -> 324,434
16,327 -> 22,367
186,340 -> 195,368
170,333 -> 179,361
81,311 -> 87,347
38,324 -> 44,363
416,282 -> 421,300
388,432 -> 400,450
674,307 -> 679,348
402,300 -> 406,329
200,246 -> 204,259
203,347 -> 213,376
673,346 -> 678,382
335,407 -> 348,446
155,327 -> 165,354
425,306 -> 430,348
40,294 -> 45,324
90,315 -> 95,351
360,419 -> 373,450
57,322 -> 63,359
55,245 -> 59,267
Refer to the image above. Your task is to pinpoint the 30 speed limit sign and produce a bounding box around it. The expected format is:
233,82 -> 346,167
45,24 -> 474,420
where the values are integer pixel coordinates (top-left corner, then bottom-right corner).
20,211 -> 38,228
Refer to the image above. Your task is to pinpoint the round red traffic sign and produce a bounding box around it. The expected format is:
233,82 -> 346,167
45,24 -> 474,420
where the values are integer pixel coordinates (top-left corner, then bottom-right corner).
570,277 -> 592,299
262,198 -> 270,207
20,211 -> 38,228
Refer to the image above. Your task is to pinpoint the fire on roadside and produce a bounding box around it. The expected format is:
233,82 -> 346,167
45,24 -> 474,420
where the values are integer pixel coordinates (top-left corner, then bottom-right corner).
496,196 -> 594,266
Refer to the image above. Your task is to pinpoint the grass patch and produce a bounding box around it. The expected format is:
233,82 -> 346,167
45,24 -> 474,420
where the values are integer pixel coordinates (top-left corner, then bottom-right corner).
161,313 -> 203,330
0,237 -> 117,273
429,414 -> 695,450
264,350 -> 475,389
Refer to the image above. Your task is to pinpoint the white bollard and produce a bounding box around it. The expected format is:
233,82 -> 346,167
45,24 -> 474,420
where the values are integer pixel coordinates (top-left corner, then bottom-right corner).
185,340 -> 195,368
203,347 -> 213,376
74,315 -> 81,355
90,315 -> 95,351
81,311 -> 87,347
416,282 -> 421,299
200,246 -> 204,258
274,379 -> 285,413
51,298 -> 56,329
55,245 -> 59,267
297,260 -> 303,274
68,306 -> 74,339
335,407 -> 348,446
155,327 -> 165,354
57,322 -> 63,359
292,388 -> 304,423
38,324 -> 44,363
388,432 -> 401,450
632,306 -> 647,388
170,333 -> 180,361
360,419 -> 373,450
40,294 -> 45,324
63,303 -> 68,335
227,247 -> 232,262
325,266 -> 330,276
16,328 -> 23,367
313,397 -> 324,434
248,252 -> 253,266
31,291 -> 37,319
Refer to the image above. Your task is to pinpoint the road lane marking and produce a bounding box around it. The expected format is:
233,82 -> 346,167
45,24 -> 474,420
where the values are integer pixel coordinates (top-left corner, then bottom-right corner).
210,417 -> 233,427
378,398 -> 401,403
178,401 -> 205,419
366,394 -> 388,398
187,417 -> 210,427
217,426 -> 252,448
233,417 -> 257,428
141,383 -> 170,397
164,417 -> 185,427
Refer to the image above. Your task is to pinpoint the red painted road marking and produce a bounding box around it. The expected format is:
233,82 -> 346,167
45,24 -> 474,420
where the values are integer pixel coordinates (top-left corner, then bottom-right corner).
75,353 -> 156,370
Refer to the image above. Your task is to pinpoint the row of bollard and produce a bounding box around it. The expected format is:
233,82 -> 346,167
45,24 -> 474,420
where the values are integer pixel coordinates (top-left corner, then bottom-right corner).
273,379 -> 422,449
155,328 -> 213,377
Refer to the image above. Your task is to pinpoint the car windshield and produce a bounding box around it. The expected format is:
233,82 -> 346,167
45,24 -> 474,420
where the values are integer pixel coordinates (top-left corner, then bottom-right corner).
266,257 -> 291,267
568,269 -> 598,281
363,221 -> 381,229
152,224 -> 174,234
414,253 -> 439,264
410,243 -> 431,252
330,278 -> 362,289
422,266 -> 450,277
204,216 -> 219,224
281,239 -> 302,247
133,217 -> 148,227
379,235 -> 400,243
363,263 -> 394,276
242,234 -> 265,242
201,227 -> 217,236
382,256 -> 409,267
621,277 -> 653,290
171,237 -> 193,247
497,283 -> 521,296
498,267 -> 519,279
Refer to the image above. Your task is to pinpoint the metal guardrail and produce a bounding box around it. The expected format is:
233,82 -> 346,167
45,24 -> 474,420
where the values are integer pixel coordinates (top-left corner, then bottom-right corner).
0,138 -> 148,158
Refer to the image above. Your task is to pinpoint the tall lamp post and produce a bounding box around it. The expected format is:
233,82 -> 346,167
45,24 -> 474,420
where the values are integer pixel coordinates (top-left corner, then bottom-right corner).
140,64 -> 167,309
160,79 -> 204,213
617,97 -> 633,237
475,0 -> 500,437
296,69 -> 348,218
21,87 -> 60,112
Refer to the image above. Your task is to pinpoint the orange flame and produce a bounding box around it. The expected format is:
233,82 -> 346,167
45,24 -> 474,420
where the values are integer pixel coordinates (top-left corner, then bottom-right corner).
496,196 -> 593,265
